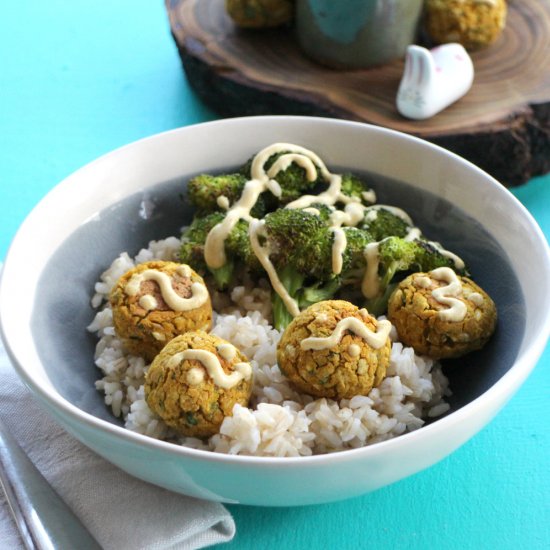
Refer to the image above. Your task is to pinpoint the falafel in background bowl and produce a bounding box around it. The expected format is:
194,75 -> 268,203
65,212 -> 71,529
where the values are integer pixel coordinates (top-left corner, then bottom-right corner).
1,116 -> 549,506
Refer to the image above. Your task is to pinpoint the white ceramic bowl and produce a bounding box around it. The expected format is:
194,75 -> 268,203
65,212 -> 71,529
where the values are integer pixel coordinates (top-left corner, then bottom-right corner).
1,116 -> 549,506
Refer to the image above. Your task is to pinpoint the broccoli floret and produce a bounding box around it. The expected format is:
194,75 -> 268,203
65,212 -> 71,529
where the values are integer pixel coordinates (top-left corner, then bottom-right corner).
263,207 -> 334,281
339,173 -> 375,205
362,237 -> 418,315
187,173 -> 267,218
187,173 -> 245,211
225,218 -> 263,274
365,236 -> 465,315
261,207 -> 341,329
360,207 -> 412,241
271,266 -> 341,331
339,226 -> 375,276
180,212 -> 224,273
270,266 -> 304,332
377,237 -> 419,289
241,151 -> 321,207
180,212 -> 259,289
414,239 -> 466,274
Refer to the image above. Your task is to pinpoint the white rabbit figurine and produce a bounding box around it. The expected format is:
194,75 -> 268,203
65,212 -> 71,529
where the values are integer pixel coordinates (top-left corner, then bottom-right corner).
396,43 -> 474,120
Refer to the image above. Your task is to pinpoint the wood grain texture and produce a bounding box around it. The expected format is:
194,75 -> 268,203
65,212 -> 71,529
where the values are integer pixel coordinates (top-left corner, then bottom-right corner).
167,0 -> 550,186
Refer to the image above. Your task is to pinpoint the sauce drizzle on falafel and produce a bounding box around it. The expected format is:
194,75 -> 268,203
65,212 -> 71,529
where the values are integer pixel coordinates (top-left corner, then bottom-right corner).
125,266 -> 209,312
168,348 -> 252,390
300,310 -> 392,351
428,267 -> 468,321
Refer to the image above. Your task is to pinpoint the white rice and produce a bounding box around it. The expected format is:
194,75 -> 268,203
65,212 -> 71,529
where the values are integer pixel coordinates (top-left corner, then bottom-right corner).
88,237 -> 451,457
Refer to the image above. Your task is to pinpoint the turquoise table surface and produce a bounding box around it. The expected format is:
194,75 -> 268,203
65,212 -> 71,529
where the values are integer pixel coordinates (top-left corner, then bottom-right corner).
1,2 -> 549,549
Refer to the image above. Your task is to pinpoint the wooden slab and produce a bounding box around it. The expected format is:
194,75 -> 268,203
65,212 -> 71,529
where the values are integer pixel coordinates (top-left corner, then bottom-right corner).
167,0 -> 550,186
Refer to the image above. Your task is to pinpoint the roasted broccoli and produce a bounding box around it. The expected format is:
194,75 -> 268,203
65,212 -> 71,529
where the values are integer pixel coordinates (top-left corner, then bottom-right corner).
271,266 -> 341,331
359,207 -> 412,241
339,173 -> 376,205
182,150 -> 467,326
339,226 -> 375,276
365,236 -> 464,315
414,239 -> 466,274
261,208 -> 341,329
180,212 -> 260,290
263,208 -> 334,279
180,212 -> 223,274
187,173 -> 267,218
377,237 -> 421,291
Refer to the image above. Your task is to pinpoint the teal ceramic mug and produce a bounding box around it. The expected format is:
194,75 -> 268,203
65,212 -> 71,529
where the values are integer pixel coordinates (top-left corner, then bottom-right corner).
296,0 -> 424,69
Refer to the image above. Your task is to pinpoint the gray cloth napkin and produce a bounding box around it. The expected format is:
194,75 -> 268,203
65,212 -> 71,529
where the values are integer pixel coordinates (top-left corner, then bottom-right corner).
0,315 -> 235,549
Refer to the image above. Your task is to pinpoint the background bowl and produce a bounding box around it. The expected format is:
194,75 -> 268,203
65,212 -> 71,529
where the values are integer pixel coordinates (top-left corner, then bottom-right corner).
1,116 -> 549,506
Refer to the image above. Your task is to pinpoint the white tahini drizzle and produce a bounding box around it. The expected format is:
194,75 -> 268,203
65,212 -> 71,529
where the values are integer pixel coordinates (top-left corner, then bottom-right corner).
186,367 -> 205,385
331,229 -> 347,275
361,242 -> 383,299
125,265 -> 208,311
468,292 -> 484,306
139,294 -> 158,311
428,267 -> 467,322
301,310 -> 392,351
216,343 -> 237,361
329,202 -> 369,274
248,218 -> 301,317
217,195 -> 230,210
168,348 -> 252,390
348,343 -> 361,357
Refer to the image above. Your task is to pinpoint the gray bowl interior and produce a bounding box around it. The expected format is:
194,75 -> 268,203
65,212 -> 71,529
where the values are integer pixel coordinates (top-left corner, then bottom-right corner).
31,170 -> 526,427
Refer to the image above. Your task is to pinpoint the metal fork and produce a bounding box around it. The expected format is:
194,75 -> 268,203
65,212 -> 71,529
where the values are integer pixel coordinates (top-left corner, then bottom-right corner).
0,417 -> 101,550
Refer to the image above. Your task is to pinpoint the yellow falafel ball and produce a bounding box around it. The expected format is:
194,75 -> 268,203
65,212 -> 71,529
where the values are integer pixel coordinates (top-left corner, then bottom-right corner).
145,331 -> 253,438
110,261 -> 212,362
387,269 -> 497,359
225,0 -> 295,28
423,0 -> 507,50
277,300 -> 392,400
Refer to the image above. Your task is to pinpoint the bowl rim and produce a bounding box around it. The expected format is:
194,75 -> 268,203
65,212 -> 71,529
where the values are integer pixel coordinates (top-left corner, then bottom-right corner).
1,115 -> 550,466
